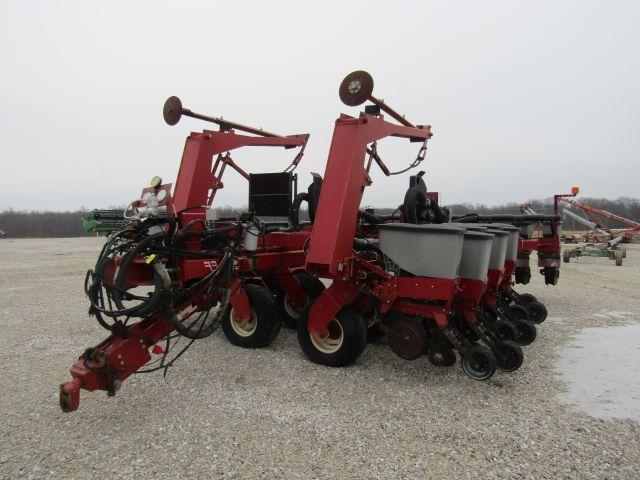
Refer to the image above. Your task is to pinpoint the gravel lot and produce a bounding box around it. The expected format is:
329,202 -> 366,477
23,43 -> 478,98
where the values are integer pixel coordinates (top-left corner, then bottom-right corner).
1,237 -> 639,479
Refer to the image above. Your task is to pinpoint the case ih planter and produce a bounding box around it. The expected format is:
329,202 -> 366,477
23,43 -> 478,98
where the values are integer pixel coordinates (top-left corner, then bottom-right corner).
298,71 -> 536,381
60,71 -> 556,411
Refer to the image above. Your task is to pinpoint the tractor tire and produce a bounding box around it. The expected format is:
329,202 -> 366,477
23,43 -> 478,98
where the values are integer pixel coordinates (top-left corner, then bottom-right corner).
277,272 -> 325,330
297,304 -> 367,367
221,284 -> 280,348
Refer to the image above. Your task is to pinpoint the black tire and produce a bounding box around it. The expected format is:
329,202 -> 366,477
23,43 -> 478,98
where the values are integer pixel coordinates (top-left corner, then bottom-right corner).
563,249 -> 570,263
494,319 -> 518,342
367,324 -> 386,343
461,346 -> 496,381
512,318 -> 537,346
428,347 -> 457,367
620,247 -> 627,258
297,304 -> 367,367
508,304 -> 530,321
494,340 -> 524,372
221,284 -> 280,348
277,272 -> 325,330
517,293 -> 537,305
526,301 -> 547,324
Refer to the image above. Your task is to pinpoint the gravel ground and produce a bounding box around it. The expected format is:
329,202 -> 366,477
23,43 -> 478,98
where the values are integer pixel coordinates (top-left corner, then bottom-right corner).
1,237 -> 639,479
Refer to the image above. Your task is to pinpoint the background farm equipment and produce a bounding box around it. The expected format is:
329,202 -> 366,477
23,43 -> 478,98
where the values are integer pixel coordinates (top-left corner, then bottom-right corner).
559,196 -> 640,244
82,209 -> 127,233
563,243 -> 625,266
557,189 -> 630,266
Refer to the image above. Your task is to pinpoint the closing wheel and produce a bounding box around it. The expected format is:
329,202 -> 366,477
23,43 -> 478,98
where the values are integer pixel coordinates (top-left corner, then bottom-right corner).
615,249 -> 623,266
508,304 -> 530,321
428,347 -> 457,367
339,70 -> 374,106
512,318 -> 537,346
461,346 -> 496,381
297,305 -> 367,367
517,293 -> 538,305
563,249 -> 571,263
494,340 -> 524,372
494,319 -> 518,342
221,284 -> 280,348
526,301 -> 547,324
277,272 -> 325,330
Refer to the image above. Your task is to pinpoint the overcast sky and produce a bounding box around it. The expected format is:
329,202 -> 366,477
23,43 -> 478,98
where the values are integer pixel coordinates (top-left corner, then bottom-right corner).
1,1 -> 638,211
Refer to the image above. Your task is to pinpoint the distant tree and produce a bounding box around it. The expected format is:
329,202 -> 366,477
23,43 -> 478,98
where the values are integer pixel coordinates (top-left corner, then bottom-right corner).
1,197 -> 638,238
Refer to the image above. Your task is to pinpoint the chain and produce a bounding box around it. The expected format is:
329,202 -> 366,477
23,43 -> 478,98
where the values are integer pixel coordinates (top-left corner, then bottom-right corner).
367,140 -> 428,176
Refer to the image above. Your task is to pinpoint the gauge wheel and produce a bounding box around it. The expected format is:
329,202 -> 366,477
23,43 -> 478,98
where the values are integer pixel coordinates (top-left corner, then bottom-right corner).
615,249 -> 623,266
512,318 -> 537,346
563,249 -> 571,263
494,340 -> 524,372
297,304 -> 367,367
461,346 -> 496,381
508,304 -> 530,321
517,293 -> 537,305
221,284 -> 280,348
494,319 -> 518,342
526,301 -> 547,324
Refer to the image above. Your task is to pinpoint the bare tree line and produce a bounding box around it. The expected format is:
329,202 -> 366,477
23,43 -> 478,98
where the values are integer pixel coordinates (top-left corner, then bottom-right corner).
1,197 -> 639,238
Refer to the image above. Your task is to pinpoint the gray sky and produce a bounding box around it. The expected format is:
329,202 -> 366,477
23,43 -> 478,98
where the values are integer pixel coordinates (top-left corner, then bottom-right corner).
1,0 -> 638,211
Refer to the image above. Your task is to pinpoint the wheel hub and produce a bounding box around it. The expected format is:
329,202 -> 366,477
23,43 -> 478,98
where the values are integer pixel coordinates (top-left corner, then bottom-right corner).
310,319 -> 344,354
230,307 -> 257,337
388,318 -> 428,360
348,80 -> 362,94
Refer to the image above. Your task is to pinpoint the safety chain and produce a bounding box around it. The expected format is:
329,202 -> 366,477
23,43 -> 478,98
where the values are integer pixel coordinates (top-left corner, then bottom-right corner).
284,150 -> 304,173
367,140 -> 428,176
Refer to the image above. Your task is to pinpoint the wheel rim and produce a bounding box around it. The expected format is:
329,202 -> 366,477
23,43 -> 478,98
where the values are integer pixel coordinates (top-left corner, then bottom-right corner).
348,80 -> 362,94
496,321 -> 516,341
283,293 -> 308,319
496,344 -> 522,371
310,319 -> 344,354
463,351 -> 493,379
230,307 -> 257,337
